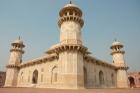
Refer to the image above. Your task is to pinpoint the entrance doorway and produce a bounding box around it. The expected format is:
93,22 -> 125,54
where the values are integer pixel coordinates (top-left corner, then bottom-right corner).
128,76 -> 135,88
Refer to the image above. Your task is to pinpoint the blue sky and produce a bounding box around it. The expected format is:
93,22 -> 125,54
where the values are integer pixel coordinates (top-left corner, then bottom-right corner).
0,0 -> 140,71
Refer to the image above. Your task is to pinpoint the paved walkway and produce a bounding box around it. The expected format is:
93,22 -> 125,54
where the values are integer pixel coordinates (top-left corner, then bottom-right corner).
0,88 -> 140,93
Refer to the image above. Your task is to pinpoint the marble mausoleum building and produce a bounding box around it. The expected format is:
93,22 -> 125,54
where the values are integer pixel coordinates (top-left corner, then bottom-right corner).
4,2 -> 129,89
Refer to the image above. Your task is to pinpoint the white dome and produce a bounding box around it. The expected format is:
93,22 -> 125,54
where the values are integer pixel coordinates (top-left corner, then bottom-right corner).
13,39 -> 23,44
12,37 -> 24,45
59,2 -> 82,17
110,40 -> 123,49
112,41 -> 122,46
64,3 -> 79,8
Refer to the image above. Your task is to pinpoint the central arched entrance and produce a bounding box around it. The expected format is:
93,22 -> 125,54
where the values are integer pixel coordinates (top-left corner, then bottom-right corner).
128,76 -> 135,88
99,70 -> 104,86
32,69 -> 38,84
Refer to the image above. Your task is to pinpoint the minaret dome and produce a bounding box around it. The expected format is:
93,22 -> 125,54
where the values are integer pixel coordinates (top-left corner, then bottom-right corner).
59,1 -> 82,17
111,40 -> 123,49
110,40 -> 125,55
10,37 -> 25,54
12,37 -> 25,47
58,1 -> 84,27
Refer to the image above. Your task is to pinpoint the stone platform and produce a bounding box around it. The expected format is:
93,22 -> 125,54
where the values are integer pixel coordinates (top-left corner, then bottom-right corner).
0,88 -> 140,93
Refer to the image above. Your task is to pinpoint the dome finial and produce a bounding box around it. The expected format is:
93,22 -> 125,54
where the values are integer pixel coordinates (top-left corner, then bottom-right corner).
114,38 -> 117,42
18,36 -> 21,40
70,1 -> 72,4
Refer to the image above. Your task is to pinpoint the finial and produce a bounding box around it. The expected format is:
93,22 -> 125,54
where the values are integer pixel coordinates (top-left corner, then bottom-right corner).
18,36 -> 21,40
114,38 -> 117,42
70,1 -> 72,4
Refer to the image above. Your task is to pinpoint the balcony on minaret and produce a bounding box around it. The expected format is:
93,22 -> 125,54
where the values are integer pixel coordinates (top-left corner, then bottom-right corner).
58,3 -> 84,27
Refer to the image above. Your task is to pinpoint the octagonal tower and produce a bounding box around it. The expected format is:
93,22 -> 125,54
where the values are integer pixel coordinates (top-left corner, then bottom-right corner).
5,37 -> 25,87
111,40 -> 129,88
57,2 -> 86,89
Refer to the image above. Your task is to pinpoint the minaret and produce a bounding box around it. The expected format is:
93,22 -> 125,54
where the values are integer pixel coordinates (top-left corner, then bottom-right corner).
58,1 -> 84,45
4,37 -> 25,87
57,2 -> 86,89
8,37 -> 25,65
110,40 -> 129,88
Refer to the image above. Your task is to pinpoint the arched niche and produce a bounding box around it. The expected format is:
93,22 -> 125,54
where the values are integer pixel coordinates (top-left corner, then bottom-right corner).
99,70 -> 104,86
32,69 -> 38,84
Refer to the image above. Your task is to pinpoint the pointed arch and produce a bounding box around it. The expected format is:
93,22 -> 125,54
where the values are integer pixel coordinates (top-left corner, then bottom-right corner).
84,67 -> 87,87
99,70 -> 104,86
51,66 -> 58,83
32,69 -> 38,84
128,76 -> 135,88
20,72 -> 23,83
111,73 -> 115,85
